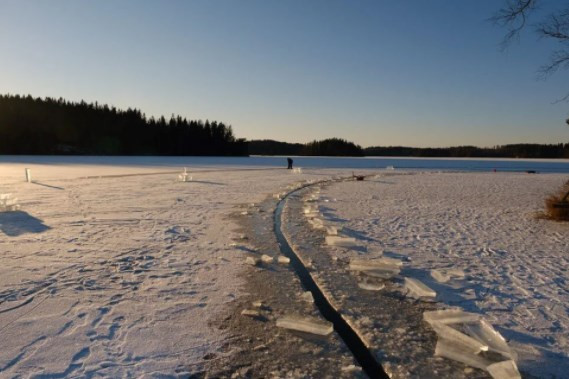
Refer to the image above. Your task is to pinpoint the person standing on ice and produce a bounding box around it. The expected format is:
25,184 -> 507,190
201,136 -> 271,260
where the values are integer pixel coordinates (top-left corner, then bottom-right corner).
287,158 -> 293,169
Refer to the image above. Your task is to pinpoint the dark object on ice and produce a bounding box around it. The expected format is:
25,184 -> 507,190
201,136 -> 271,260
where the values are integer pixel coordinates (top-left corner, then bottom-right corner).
287,158 -> 293,169
352,172 -> 365,181
526,170 -> 537,174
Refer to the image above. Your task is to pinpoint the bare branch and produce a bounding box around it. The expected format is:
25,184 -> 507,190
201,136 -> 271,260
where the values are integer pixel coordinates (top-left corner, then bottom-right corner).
537,10 -> 569,41
491,0 -> 539,49
538,50 -> 569,78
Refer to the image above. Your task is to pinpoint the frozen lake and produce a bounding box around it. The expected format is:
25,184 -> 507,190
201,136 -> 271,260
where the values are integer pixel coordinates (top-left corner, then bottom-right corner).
2,155 -> 569,173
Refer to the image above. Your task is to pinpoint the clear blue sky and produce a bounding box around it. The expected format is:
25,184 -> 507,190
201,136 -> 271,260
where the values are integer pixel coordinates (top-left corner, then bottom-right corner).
1,0 -> 568,147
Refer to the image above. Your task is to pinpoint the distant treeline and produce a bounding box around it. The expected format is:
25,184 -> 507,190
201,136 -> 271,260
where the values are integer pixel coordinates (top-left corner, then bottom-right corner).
249,139 -> 569,159
249,138 -> 364,156
364,144 -> 569,159
0,94 -> 247,155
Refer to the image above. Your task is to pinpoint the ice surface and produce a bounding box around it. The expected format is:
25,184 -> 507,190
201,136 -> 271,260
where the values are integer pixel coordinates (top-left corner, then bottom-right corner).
325,236 -> 357,247
435,338 -> 492,370
276,316 -> 333,336
404,277 -> 436,298
430,322 -> 489,353
486,360 -> 521,379
277,255 -> 290,264
423,309 -> 482,325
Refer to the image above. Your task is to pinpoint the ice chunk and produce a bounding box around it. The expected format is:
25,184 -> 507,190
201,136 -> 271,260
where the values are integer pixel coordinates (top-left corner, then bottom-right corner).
0,194 -> 20,212
245,256 -> 260,266
349,259 -> 400,279
435,338 -> 492,370
325,236 -> 357,247
358,282 -> 385,291
325,226 -> 340,235
261,254 -> 274,263
430,322 -> 489,353
241,309 -> 261,317
378,257 -> 403,267
301,291 -> 314,303
276,316 -> 333,336
252,300 -> 263,308
277,255 -> 290,264
431,268 -> 465,283
349,258 -> 401,271
341,365 -> 361,373
486,360 -> 521,379
447,268 -> 465,278
404,278 -> 436,298
464,320 -> 517,360
177,168 -> 192,182
423,309 -> 482,326
308,218 -> 325,229
431,269 -> 451,283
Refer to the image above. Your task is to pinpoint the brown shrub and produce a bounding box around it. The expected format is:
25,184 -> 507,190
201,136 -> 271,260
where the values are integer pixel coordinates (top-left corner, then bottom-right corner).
544,186 -> 569,221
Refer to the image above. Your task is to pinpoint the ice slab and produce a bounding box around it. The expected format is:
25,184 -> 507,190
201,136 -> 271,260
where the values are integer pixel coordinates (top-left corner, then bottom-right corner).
241,309 -> 261,317
261,254 -> 274,263
349,259 -> 400,279
276,316 -> 333,336
430,322 -> 489,353
464,319 -> 517,360
435,338 -> 492,370
423,309 -> 482,326
0,194 -> 20,212
431,268 -> 465,283
277,255 -> 290,264
245,256 -> 260,266
404,278 -> 436,298
325,236 -> 357,247
301,291 -> 314,303
431,269 -> 451,283
308,218 -> 325,229
325,226 -> 340,235
487,360 -> 521,379
358,282 -> 385,291
349,258 -> 401,271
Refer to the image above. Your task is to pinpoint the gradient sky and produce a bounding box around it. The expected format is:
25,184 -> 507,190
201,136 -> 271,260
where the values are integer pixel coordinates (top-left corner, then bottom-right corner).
1,0 -> 568,147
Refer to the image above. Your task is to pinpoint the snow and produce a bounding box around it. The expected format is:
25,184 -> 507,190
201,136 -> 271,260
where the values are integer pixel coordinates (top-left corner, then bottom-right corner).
320,171 -> 569,378
0,157 -> 345,377
1,157 -> 568,377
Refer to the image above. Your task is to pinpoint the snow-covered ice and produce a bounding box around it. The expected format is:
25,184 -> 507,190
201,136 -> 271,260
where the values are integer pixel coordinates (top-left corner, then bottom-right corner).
0,157 -> 347,377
